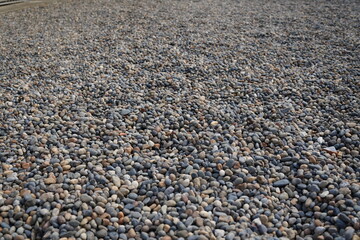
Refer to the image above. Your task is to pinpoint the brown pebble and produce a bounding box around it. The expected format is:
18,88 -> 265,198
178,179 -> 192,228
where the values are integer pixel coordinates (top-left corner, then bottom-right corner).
195,217 -> 204,227
308,155 -> 317,163
21,162 -> 31,169
314,219 -> 324,227
14,236 -> 25,240
163,224 -> 171,232
123,216 -> 130,223
161,236 -> 172,240
128,228 -> 136,238
247,176 -> 257,182
353,235 -> 360,240
102,218 -> 110,226
44,173 -> 57,184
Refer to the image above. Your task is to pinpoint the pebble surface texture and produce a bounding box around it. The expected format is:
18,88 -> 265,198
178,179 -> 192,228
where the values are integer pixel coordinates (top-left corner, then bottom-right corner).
0,0 -> 360,239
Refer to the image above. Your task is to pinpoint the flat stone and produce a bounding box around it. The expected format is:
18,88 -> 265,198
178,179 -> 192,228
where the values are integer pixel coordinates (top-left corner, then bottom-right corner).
273,179 -> 290,187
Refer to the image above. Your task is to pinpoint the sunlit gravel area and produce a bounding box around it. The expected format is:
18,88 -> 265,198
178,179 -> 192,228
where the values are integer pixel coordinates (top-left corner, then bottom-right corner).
0,0 -> 359,239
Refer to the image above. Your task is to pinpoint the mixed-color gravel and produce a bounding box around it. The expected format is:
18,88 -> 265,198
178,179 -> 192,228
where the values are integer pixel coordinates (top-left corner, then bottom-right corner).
0,0 -> 360,239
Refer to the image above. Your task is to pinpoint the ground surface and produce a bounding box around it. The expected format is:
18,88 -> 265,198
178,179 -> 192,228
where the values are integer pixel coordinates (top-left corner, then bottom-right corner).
0,0 -> 54,14
0,0 -> 359,239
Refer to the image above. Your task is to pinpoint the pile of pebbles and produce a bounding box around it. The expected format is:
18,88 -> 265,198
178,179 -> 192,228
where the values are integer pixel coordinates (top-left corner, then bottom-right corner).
0,0 -> 359,239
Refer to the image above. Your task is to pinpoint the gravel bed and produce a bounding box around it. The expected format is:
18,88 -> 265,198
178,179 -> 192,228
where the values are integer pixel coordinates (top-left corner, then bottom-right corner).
0,0 -> 359,239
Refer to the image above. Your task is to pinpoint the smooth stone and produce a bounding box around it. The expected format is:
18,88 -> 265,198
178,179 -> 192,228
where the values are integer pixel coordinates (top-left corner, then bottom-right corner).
338,213 -> 352,224
80,194 -> 93,202
96,229 -> 108,238
176,230 -> 189,238
344,227 -> 355,240
39,209 -> 50,216
258,224 -> 267,234
273,179 -> 290,187
314,226 -> 326,236
166,200 -> 177,207
279,192 -> 289,200
128,228 -> 136,238
94,206 -> 105,215
112,176 -> 121,187
308,184 -> 321,193
68,220 -> 80,228
215,229 -> 225,237
200,211 -> 210,218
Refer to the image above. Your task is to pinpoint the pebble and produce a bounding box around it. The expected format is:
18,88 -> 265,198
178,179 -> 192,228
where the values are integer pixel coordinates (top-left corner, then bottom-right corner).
128,228 -> 136,238
112,176 -> 121,187
215,229 -> 225,237
96,229 -> 108,238
200,211 -> 210,218
314,227 -> 326,236
273,179 -> 290,187
80,194 -> 93,203
176,230 -> 189,238
166,200 -> 176,207
39,209 -> 50,216
344,228 -> 355,240
338,213 -> 352,224
94,206 -> 105,215
279,192 -> 289,200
